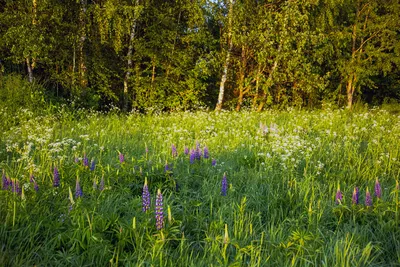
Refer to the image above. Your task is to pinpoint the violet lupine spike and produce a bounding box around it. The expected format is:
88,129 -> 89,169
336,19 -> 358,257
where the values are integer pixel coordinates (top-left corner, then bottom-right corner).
155,189 -> 164,230
374,178 -> 382,199
75,178 -> 83,198
99,176 -> 105,191
90,160 -> 96,171
34,180 -> 39,192
365,188 -> 373,207
15,180 -> 21,195
83,154 -> 89,167
335,187 -> 343,205
221,173 -> 228,196
10,179 -> 14,192
164,161 -> 170,172
184,146 -> 189,155
7,177 -> 11,191
119,153 -> 125,164
2,171 -> 8,190
195,147 -> 202,160
171,144 -> 178,157
75,157 -> 80,163
29,173 -> 35,183
212,158 -> 217,167
142,178 -> 151,212
53,167 -> 60,187
352,187 -> 359,205
203,146 -> 209,159
189,149 -> 196,164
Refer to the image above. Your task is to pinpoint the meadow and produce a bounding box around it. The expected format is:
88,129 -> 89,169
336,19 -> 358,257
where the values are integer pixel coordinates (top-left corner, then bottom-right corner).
0,107 -> 399,266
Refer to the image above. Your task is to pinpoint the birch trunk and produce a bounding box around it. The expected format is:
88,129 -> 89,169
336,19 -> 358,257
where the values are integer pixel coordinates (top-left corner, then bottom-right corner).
26,57 -> 33,83
123,20 -> 137,110
235,45 -> 247,111
78,0 -> 87,88
123,0 -> 140,111
252,64 -> 261,110
215,0 -> 233,111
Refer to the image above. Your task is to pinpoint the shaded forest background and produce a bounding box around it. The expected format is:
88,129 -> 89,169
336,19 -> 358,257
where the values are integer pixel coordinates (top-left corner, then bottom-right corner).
0,0 -> 399,112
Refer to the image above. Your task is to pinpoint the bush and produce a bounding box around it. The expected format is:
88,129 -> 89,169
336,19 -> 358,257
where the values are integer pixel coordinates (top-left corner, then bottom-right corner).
0,74 -> 45,112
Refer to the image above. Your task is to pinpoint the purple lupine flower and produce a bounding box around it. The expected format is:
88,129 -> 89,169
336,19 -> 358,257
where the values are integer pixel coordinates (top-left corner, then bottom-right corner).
164,161 -> 170,172
352,187 -> 359,205
171,144 -> 178,157
335,187 -> 343,205
184,146 -> 189,155
75,178 -> 83,198
195,147 -> 202,160
53,167 -> 60,187
119,153 -> 125,163
195,141 -> 202,160
374,178 -> 382,199
90,160 -> 96,171
155,189 -> 164,230
2,171 -> 8,190
33,180 -> 39,192
13,180 -> 21,195
83,154 -> 89,167
221,173 -> 228,196
7,177 -> 11,190
212,158 -> 217,167
99,176 -> 105,191
10,179 -> 14,192
189,149 -> 196,164
142,178 -> 151,212
29,173 -> 35,183
365,188 -> 372,207
74,157 -> 80,163
203,146 -> 209,159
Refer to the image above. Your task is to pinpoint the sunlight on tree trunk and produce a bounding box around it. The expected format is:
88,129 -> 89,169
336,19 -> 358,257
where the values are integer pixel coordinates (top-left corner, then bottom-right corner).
216,0 -> 233,111
123,17 -> 137,111
78,0 -> 87,88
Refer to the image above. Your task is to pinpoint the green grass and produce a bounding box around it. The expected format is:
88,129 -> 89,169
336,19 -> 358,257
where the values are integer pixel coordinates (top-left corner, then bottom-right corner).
0,107 -> 400,266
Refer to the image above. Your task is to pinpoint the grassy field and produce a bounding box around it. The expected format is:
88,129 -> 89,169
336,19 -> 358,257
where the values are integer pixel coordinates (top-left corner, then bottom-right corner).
0,107 -> 400,266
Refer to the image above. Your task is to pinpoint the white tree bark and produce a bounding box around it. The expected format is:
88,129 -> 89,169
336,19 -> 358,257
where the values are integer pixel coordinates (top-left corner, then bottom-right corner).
215,0 -> 234,111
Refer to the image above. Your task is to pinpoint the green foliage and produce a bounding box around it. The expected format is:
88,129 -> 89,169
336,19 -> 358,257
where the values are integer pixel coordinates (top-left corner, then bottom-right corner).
0,74 -> 45,113
0,0 -> 399,110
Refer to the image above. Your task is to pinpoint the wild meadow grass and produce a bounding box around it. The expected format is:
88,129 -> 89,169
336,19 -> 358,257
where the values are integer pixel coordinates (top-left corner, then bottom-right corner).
0,107 -> 400,266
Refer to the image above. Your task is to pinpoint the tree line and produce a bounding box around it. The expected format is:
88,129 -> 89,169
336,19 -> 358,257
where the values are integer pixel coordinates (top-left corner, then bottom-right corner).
0,0 -> 399,111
